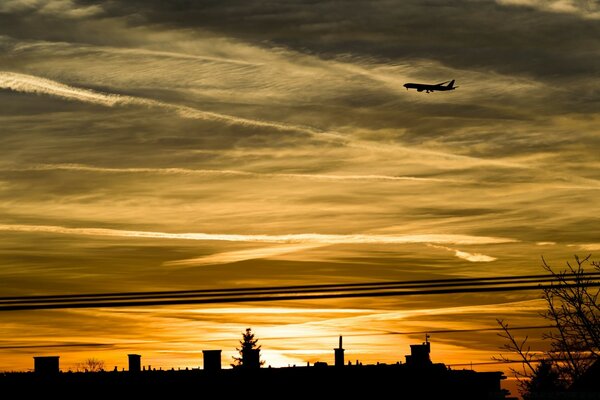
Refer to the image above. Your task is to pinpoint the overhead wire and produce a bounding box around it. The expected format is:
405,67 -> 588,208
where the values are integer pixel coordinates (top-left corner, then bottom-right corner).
1,272 -> 598,312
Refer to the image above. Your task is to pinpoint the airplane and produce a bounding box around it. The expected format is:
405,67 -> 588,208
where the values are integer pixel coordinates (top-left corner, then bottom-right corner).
403,80 -> 457,93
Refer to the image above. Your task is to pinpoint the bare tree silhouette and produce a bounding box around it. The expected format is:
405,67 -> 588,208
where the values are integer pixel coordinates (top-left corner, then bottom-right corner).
495,255 -> 599,397
76,358 -> 105,372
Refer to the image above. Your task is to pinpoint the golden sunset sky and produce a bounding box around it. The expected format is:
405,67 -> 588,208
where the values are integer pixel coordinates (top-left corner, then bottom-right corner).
0,0 -> 598,387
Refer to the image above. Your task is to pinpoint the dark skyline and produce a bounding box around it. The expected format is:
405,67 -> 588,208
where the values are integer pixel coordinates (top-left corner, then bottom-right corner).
3,336 -> 511,400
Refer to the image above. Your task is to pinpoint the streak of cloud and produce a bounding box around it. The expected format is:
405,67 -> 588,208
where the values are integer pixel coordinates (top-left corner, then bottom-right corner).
0,0 -> 598,374
428,245 -> 497,263
6,164 -> 456,183
0,71 -> 315,134
496,0 -> 600,19
0,224 -> 518,245
453,250 -> 497,263
164,244 -> 323,267
0,71 -> 121,106
11,42 -> 260,66
0,0 -> 103,18
570,243 -> 600,251
0,72 -> 536,170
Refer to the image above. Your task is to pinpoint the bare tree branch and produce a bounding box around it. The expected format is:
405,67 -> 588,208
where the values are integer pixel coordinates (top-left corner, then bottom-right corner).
497,256 -> 600,397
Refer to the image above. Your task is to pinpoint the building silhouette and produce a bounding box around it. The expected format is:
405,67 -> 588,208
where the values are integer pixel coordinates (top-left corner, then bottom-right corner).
128,354 -> 141,373
0,338 -> 517,399
33,356 -> 59,375
405,334 -> 432,367
202,350 -> 222,371
334,336 -> 345,368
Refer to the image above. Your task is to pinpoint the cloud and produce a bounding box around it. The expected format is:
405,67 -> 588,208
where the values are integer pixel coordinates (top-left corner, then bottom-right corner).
0,73 -> 537,171
0,71 -> 315,134
0,0 -> 103,18
84,0 -> 600,82
0,0 -> 598,375
428,245 -> 497,262
48,44 -> 259,66
453,250 -> 497,263
39,0 -> 103,19
164,244 -> 322,267
6,163 -> 455,183
0,71 -> 121,106
569,243 -> 600,251
496,0 -> 600,19
187,307 -> 368,314
0,223 -> 518,245
0,342 -> 115,350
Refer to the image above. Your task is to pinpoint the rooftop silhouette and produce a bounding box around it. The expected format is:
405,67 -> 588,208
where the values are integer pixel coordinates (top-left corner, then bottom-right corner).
3,333 -> 597,399
2,335 -> 513,399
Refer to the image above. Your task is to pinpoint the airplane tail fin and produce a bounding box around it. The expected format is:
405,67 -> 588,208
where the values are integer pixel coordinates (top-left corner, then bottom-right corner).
447,80 -> 455,88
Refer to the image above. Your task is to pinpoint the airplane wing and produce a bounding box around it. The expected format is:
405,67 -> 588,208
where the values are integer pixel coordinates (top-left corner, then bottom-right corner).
435,81 -> 450,86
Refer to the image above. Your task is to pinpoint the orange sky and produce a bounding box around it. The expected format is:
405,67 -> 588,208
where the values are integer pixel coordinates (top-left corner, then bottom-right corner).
0,3 -> 599,399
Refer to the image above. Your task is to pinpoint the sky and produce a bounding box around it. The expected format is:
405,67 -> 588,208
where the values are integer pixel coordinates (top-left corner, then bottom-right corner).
0,0 -> 599,391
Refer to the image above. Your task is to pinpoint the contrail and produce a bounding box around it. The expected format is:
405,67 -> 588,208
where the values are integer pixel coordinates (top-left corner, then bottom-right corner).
0,71 -> 121,106
163,243 -> 322,267
4,72 -> 583,175
7,163 -> 455,183
0,223 -> 517,245
0,71 -> 316,134
0,71 -> 531,169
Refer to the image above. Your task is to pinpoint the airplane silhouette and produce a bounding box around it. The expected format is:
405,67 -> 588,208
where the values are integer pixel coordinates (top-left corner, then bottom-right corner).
403,80 -> 457,93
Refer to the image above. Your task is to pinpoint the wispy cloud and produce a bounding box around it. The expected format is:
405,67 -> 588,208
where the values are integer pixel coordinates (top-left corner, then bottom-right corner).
6,164 -> 455,183
569,243 -> 600,251
12,43 -> 260,66
0,72 -> 536,170
453,249 -> 497,263
164,244 -> 322,267
0,224 -> 517,245
428,245 -> 497,262
0,0 -> 103,18
496,0 -> 600,19
0,71 -> 121,106
0,71 -> 314,134
0,71 -> 434,159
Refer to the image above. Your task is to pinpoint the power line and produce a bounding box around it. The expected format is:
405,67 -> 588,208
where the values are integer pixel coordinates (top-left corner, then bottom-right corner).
447,356 -> 599,368
0,275 -> 585,306
3,271 -> 598,303
1,280 -> 598,312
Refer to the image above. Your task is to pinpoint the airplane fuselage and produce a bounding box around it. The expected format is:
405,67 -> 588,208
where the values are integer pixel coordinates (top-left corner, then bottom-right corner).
403,80 -> 456,93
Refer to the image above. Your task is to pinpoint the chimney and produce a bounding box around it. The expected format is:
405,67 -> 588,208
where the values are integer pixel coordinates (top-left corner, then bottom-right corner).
34,356 -> 60,375
128,354 -> 141,373
334,336 -> 345,368
202,350 -> 222,371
